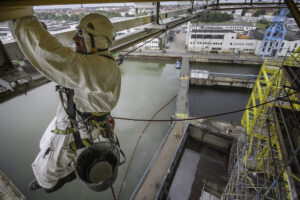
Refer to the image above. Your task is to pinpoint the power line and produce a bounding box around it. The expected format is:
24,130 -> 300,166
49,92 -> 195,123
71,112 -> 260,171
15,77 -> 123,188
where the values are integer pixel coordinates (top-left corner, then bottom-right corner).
114,90 -> 300,122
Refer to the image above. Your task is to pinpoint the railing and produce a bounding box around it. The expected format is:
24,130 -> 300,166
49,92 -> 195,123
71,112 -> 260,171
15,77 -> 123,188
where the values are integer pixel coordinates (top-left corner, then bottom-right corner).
209,72 -> 258,80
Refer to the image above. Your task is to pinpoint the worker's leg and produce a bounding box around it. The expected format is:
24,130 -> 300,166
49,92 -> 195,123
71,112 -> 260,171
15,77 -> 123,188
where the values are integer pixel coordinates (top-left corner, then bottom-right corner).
29,171 -> 76,192
44,171 -> 76,193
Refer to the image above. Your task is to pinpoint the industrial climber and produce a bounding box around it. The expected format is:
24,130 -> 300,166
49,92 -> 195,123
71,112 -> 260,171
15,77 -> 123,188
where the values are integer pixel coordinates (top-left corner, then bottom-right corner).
14,13 -> 121,192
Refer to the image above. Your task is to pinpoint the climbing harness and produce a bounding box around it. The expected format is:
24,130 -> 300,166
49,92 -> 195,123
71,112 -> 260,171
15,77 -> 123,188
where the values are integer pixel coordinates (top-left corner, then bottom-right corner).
54,85 -> 126,194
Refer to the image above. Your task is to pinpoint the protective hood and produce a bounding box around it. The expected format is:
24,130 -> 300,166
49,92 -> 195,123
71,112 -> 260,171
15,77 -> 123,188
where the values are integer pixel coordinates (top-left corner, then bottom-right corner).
82,31 -> 110,54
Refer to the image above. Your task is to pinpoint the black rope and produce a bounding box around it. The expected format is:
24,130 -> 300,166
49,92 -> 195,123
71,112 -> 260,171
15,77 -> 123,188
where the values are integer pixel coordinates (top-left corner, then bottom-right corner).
114,90 -> 300,122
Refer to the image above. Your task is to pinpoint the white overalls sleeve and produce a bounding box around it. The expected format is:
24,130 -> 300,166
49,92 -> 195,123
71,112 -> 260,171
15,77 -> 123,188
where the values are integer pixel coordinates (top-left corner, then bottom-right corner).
14,16 -> 121,112
14,16 -> 116,92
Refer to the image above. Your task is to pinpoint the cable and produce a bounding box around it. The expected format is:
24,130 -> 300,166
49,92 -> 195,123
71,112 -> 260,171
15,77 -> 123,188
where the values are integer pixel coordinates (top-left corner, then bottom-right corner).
114,90 -> 300,122
122,34 -> 163,57
116,95 -> 177,199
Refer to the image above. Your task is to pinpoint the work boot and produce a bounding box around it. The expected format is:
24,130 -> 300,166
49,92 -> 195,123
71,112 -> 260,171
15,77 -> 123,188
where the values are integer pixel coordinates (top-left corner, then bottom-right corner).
28,179 -> 42,191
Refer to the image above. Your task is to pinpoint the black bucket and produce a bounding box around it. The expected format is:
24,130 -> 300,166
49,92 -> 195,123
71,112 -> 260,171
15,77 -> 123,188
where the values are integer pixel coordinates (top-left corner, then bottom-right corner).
75,142 -> 120,192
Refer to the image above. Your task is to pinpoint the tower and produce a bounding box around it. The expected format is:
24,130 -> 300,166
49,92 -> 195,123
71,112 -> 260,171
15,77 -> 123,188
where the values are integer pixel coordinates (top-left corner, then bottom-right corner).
258,8 -> 289,58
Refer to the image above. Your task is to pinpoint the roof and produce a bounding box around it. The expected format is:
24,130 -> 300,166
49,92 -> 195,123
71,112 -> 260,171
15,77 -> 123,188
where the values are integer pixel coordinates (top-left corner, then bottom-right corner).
203,24 -> 255,27
252,28 -> 300,41
191,29 -> 234,33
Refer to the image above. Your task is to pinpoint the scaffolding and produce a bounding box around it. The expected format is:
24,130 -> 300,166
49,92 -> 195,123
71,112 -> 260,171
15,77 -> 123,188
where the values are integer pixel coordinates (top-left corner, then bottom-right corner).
222,47 -> 300,200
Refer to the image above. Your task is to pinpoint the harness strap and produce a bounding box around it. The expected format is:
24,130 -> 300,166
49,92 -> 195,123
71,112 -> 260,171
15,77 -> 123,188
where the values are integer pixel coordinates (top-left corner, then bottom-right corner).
88,33 -> 109,53
65,88 -> 85,150
70,139 -> 92,152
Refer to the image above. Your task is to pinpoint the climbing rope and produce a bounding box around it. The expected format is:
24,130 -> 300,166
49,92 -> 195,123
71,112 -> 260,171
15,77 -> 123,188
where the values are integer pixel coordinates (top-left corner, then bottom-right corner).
116,95 -> 177,199
111,186 -> 117,200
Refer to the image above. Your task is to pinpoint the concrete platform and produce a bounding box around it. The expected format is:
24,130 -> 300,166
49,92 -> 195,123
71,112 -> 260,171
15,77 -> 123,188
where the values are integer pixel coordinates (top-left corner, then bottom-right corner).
0,169 -> 26,200
134,58 -> 190,199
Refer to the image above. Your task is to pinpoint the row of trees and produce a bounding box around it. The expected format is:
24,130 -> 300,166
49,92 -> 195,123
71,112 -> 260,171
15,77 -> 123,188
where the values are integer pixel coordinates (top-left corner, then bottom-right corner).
36,10 -> 122,22
198,12 -> 234,22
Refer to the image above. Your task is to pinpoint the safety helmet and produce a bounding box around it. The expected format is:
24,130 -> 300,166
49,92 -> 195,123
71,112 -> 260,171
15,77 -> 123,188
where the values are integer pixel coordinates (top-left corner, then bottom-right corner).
77,13 -> 115,45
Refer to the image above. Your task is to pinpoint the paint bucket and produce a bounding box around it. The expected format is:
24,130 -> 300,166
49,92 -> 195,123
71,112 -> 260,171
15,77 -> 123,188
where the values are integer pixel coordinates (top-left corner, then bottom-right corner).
75,142 -> 120,192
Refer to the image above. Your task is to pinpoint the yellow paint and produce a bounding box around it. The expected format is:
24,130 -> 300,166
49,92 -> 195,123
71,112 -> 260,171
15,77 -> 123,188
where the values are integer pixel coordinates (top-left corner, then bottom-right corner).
180,75 -> 189,80
227,48 -> 300,199
175,113 -> 188,119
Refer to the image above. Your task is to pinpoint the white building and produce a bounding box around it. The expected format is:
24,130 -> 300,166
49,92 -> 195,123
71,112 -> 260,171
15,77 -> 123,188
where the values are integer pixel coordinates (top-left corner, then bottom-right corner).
186,22 -> 300,56
197,23 -> 256,33
115,24 -> 161,50
139,38 -> 160,50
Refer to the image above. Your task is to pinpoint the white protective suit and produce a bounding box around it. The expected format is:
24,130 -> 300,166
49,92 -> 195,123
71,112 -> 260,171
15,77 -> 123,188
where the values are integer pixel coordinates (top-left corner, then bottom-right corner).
14,16 -> 121,189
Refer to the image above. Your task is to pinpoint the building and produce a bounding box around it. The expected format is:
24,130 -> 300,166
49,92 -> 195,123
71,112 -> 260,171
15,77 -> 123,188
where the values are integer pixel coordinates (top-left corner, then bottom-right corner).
0,23 -> 13,44
197,23 -> 256,32
186,22 -> 300,56
253,28 -> 300,56
186,22 -> 258,54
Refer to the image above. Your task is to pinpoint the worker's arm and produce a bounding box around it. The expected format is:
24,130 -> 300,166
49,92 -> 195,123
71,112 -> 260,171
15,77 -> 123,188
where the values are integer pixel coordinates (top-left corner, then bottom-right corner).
14,16 -> 118,91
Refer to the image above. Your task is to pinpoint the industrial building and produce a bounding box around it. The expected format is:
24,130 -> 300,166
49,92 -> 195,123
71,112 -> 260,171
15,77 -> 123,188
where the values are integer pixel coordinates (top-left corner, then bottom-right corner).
186,22 -> 300,56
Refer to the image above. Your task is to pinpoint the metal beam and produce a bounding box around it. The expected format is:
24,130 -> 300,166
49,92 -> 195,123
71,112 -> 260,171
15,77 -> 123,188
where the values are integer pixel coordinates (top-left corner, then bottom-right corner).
0,6 -> 34,22
111,10 -> 208,53
2,7 -> 193,59
1,0 -> 192,7
0,40 -> 13,71
155,2 -> 160,25
285,0 -> 300,28
213,5 -> 288,11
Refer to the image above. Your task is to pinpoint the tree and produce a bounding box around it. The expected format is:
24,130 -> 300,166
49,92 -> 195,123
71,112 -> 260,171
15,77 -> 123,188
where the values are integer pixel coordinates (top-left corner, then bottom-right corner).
253,9 -> 266,17
241,9 -> 248,16
158,37 -> 163,50
199,12 -> 233,22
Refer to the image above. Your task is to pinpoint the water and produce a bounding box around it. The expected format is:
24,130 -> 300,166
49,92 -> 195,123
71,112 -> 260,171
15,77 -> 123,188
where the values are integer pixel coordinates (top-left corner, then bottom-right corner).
0,60 -> 259,199
189,86 -> 252,122
190,62 -> 260,75
0,59 -> 179,200
189,62 -> 259,123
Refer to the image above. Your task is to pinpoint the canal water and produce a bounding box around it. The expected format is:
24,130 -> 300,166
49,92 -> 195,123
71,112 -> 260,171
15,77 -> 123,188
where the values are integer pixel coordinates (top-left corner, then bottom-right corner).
0,60 -> 259,200
0,59 -> 179,200
189,62 -> 260,123
190,62 -> 260,74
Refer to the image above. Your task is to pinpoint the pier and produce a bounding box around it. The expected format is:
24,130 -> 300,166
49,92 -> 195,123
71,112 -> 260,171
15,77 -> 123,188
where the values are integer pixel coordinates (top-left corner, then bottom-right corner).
190,70 -> 256,89
0,170 -> 26,200
133,58 -> 190,199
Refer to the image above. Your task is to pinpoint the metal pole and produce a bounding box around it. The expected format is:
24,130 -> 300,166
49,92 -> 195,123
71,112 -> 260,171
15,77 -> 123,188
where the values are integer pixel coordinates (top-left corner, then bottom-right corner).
155,2 -> 160,24
284,0 -> 300,28
0,39 -> 13,71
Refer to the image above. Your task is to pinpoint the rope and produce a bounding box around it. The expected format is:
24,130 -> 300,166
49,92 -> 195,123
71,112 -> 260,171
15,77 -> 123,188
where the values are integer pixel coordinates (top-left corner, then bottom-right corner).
122,34 -> 163,57
113,90 -> 300,122
111,186 -> 117,200
116,95 -> 177,199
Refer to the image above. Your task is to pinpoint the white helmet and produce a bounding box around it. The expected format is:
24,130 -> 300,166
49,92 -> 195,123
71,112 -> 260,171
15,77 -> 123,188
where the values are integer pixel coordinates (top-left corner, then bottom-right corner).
77,13 -> 115,49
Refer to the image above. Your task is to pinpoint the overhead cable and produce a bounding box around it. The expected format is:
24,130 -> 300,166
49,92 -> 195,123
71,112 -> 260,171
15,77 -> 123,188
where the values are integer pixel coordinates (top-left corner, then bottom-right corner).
114,90 -> 300,122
